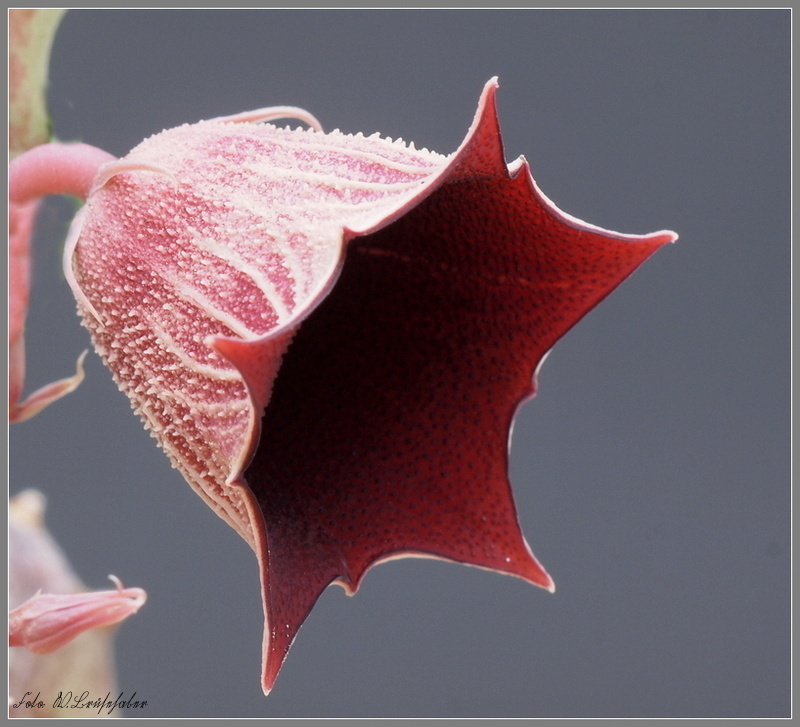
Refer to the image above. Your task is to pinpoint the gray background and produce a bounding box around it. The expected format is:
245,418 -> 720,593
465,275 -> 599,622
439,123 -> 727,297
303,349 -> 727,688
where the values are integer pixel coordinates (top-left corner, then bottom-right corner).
9,9 -> 790,718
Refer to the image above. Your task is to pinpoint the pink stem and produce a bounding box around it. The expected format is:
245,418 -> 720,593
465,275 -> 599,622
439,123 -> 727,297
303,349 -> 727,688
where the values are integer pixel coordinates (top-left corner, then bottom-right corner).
9,142 -> 117,422
9,142 -> 116,203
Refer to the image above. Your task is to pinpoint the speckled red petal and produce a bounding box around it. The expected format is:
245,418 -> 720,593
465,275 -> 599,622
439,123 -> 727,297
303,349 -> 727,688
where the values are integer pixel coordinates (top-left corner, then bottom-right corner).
241,80 -> 674,692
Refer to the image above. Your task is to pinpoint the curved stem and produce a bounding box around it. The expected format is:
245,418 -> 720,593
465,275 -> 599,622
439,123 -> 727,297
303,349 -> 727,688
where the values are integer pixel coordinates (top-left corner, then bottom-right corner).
9,142 -> 117,423
9,142 -> 116,203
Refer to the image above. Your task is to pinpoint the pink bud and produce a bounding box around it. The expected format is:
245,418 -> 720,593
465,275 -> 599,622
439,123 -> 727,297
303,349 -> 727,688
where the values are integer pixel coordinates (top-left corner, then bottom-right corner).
8,490 -> 143,712
9,576 -> 147,655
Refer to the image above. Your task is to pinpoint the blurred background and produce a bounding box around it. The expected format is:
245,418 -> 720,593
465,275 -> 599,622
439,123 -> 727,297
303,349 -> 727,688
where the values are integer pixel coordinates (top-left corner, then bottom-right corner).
9,9 -> 790,718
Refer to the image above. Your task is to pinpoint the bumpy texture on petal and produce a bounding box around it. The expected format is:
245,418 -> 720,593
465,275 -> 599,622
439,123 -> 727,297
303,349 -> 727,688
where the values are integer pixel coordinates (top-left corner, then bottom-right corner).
68,79 -> 674,693
68,107 -> 449,542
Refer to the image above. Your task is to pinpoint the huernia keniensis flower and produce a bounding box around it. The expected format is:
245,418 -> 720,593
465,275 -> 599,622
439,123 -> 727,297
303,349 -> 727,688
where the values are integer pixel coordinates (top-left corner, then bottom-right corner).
10,78 -> 675,692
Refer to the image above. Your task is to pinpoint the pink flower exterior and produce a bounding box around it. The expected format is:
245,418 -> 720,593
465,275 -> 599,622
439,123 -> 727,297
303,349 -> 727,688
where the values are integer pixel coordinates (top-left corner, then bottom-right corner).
67,105 -> 453,545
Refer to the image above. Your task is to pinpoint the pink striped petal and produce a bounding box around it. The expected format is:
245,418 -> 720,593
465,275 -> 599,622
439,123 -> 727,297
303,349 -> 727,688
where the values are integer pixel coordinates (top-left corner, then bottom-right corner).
66,107 -> 451,544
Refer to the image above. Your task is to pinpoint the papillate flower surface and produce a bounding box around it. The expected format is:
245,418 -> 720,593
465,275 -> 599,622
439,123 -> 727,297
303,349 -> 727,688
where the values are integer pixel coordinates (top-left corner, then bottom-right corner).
16,79 -> 674,693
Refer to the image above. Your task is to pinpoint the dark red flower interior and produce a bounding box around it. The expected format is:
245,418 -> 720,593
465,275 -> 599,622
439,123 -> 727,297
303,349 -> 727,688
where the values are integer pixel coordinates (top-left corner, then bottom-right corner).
244,88 -> 671,690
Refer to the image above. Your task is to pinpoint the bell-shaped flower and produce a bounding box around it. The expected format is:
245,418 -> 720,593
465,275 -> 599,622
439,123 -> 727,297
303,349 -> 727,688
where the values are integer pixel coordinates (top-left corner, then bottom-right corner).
11,79 -> 674,693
